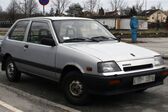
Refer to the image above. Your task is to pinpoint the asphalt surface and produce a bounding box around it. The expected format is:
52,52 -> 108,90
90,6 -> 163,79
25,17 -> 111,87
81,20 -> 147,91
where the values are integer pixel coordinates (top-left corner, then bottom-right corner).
0,37 -> 168,112
124,38 -> 168,58
0,61 -> 167,112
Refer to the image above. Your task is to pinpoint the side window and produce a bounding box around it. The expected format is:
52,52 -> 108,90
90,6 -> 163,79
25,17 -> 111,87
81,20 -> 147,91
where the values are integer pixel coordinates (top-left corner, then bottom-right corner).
28,21 -> 53,45
9,21 -> 29,41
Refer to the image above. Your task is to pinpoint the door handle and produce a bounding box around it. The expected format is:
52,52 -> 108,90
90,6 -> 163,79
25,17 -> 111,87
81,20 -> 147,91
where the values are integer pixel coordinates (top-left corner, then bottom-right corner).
24,44 -> 29,49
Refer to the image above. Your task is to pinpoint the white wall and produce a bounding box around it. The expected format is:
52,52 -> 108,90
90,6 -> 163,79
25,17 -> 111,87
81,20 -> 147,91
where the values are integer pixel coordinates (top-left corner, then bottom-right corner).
96,18 -> 148,30
120,19 -> 148,30
148,11 -> 167,23
138,19 -> 148,30
120,19 -> 130,29
96,19 -> 115,29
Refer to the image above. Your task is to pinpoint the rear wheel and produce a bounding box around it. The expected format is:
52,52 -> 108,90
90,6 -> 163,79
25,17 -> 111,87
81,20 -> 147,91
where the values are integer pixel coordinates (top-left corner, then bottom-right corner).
5,57 -> 21,82
62,71 -> 90,105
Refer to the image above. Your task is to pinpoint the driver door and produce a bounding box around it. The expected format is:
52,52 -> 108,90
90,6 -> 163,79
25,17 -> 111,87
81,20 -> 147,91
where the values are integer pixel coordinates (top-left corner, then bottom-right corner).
22,20 -> 57,80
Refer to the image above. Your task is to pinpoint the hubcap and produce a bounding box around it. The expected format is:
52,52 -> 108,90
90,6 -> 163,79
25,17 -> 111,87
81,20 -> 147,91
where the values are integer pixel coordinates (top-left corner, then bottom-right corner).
7,63 -> 15,78
69,80 -> 83,97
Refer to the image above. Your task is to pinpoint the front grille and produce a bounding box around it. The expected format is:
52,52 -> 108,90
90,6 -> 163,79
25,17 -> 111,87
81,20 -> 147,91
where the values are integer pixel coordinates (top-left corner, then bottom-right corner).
123,64 -> 153,72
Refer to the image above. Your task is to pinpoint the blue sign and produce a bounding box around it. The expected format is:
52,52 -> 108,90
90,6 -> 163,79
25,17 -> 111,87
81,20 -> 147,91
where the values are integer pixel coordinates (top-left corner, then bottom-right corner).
39,0 -> 49,6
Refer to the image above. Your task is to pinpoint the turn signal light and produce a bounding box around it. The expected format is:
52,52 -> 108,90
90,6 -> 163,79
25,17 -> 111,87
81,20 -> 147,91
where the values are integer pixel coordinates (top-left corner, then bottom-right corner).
109,80 -> 121,85
160,71 -> 168,76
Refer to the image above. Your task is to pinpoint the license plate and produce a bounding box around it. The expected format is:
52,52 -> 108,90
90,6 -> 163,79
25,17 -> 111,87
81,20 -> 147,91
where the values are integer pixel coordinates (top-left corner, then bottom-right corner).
133,75 -> 155,85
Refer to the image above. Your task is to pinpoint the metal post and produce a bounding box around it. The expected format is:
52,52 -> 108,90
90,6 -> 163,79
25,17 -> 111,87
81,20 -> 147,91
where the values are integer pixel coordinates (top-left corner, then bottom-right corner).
43,5 -> 45,16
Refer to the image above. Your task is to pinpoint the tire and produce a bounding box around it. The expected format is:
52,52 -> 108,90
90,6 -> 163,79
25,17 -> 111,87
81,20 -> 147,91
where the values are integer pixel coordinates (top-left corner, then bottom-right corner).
62,71 -> 90,105
5,57 -> 21,82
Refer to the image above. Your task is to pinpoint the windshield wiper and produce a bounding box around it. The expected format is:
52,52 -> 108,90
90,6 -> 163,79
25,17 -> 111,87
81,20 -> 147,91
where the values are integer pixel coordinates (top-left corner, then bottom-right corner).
63,36 -> 117,43
89,36 -> 112,42
63,38 -> 87,42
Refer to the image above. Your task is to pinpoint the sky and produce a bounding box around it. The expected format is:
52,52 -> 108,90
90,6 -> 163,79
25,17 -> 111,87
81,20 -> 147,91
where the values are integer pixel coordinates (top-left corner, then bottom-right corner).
0,0 -> 168,12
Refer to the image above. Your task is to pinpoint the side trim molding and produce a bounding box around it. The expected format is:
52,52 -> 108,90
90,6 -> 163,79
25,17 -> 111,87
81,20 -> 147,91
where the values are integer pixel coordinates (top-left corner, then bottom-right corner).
13,58 -> 62,73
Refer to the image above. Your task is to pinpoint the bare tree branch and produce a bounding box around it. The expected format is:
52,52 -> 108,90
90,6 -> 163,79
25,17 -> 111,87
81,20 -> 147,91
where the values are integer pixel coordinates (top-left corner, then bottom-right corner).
84,0 -> 100,13
109,0 -> 127,12
7,0 -> 20,22
135,0 -> 144,14
0,5 -> 3,12
52,0 -> 70,15
17,0 -> 39,17
157,1 -> 162,10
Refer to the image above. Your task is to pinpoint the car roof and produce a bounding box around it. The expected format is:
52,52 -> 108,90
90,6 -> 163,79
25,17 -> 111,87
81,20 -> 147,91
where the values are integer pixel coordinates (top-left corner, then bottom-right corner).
19,17 -> 93,21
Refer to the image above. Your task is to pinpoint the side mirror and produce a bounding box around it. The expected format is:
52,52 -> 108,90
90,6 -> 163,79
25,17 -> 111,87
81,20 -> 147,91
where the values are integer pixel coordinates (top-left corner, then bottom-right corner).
103,25 -> 109,30
40,38 -> 56,46
116,36 -> 121,42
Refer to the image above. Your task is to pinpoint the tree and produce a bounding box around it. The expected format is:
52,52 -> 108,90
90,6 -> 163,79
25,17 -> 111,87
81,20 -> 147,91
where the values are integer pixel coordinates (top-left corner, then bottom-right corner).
150,2 -> 162,10
7,0 -> 20,22
18,0 -> 39,17
120,6 -> 131,16
84,0 -> 100,14
0,5 -> 2,13
52,0 -> 70,15
129,6 -> 137,17
66,3 -> 83,17
109,0 -> 127,12
135,0 -> 144,14
49,8 -> 55,16
109,0 -> 127,29
98,7 -> 104,16
151,6 -> 156,10
157,2 -> 162,10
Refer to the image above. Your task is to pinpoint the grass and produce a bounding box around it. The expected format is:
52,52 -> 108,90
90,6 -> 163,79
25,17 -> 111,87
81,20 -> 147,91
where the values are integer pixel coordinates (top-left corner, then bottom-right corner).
111,29 -> 168,33
111,29 -> 168,38
0,32 -> 6,36
0,28 -> 8,36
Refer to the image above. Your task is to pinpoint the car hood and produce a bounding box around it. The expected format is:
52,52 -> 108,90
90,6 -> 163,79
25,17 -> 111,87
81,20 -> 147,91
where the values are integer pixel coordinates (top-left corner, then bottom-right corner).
63,41 -> 159,62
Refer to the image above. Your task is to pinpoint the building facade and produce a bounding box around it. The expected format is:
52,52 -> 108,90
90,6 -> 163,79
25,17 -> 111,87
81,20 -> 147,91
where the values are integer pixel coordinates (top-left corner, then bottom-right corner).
140,9 -> 167,23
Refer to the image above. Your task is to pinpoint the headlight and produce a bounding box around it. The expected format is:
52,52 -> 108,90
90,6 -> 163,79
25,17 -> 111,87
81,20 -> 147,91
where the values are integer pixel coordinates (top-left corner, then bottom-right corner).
98,61 -> 121,73
154,56 -> 164,66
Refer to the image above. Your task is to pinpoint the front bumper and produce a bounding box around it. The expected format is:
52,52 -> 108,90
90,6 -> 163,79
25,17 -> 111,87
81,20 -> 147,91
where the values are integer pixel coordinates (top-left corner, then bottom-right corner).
83,68 -> 168,95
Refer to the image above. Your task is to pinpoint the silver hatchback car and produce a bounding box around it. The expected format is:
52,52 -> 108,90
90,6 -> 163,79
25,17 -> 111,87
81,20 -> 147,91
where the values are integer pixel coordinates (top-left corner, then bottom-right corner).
1,17 -> 168,105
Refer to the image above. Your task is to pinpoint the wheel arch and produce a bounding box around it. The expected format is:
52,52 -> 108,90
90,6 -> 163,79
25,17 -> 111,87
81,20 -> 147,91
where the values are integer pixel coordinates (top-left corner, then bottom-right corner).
2,53 -> 12,70
60,64 -> 84,83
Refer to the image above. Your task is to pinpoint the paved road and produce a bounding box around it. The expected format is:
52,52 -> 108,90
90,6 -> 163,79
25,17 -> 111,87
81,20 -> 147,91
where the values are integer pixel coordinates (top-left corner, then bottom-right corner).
0,61 -> 167,112
123,38 -> 168,58
0,37 -> 168,112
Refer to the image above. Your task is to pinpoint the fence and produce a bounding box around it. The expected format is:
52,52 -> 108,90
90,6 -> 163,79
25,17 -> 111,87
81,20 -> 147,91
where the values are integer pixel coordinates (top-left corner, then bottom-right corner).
148,22 -> 168,30
0,21 -> 13,28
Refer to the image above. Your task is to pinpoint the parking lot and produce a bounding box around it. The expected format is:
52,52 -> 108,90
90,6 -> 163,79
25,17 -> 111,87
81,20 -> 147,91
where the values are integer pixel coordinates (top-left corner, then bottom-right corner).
0,37 -> 167,112
0,0 -> 168,111
0,60 -> 167,112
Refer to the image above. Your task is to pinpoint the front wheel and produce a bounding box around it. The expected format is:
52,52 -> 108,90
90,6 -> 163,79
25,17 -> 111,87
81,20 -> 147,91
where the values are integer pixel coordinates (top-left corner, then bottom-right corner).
5,57 -> 21,82
62,71 -> 90,105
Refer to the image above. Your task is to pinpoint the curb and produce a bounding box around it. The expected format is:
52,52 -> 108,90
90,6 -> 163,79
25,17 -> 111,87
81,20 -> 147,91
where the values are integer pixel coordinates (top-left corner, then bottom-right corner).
0,83 -> 80,112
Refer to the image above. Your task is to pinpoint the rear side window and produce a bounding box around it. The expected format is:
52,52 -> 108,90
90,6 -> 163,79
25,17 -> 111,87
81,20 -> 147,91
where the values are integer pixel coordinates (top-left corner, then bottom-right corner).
9,21 -> 29,41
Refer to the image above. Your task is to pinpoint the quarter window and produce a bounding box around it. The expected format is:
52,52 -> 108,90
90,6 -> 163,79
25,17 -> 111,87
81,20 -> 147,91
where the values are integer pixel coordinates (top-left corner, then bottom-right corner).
9,21 -> 29,41
28,21 -> 53,45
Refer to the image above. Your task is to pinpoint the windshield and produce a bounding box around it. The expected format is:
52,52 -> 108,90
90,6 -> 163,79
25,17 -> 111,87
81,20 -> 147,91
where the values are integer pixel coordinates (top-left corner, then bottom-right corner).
53,20 -> 116,43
